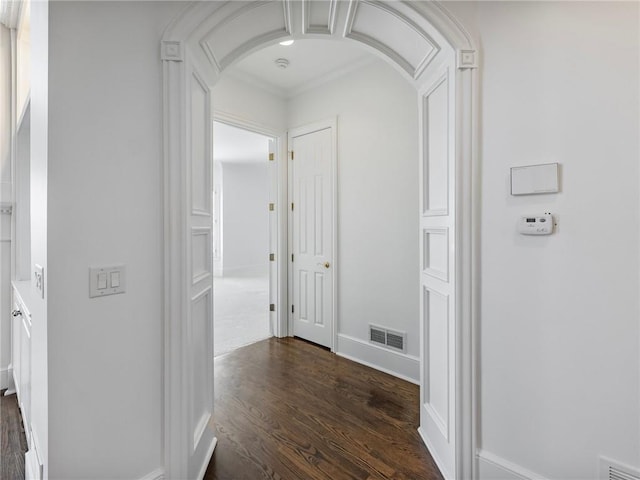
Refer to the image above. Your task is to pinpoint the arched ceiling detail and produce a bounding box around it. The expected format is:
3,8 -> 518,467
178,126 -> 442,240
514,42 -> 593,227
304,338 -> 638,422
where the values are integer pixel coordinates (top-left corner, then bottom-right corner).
163,1 -> 477,87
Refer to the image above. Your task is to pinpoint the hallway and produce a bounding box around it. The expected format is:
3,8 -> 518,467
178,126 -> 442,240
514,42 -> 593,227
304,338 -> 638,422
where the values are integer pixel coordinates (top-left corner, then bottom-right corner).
205,338 -> 443,480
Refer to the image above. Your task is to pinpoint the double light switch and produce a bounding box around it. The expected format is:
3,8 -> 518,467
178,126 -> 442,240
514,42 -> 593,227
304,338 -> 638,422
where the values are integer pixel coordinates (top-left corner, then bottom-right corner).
89,265 -> 126,298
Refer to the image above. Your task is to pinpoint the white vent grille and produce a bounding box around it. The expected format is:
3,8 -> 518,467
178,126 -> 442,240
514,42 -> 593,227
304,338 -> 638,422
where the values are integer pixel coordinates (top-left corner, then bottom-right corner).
369,324 -> 407,353
600,457 -> 640,480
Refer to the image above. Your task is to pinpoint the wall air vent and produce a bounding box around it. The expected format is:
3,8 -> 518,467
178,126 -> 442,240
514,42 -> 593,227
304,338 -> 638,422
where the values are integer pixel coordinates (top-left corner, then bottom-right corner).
369,324 -> 407,353
600,457 -> 640,480
370,326 -> 386,345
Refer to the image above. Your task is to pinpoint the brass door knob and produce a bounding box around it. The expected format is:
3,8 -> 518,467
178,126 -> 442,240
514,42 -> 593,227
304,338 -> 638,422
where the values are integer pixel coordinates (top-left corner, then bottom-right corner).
324,262 -> 330,269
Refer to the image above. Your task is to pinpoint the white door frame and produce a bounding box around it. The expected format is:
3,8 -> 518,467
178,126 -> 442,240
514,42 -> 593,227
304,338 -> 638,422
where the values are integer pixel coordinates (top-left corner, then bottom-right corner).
212,112 -> 288,338
161,1 -> 479,478
287,118 -> 338,351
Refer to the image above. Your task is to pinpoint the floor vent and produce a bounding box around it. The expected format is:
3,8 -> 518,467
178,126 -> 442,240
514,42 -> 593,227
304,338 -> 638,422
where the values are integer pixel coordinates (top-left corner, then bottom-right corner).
369,324 -> 407,353
600,457 -> 640,480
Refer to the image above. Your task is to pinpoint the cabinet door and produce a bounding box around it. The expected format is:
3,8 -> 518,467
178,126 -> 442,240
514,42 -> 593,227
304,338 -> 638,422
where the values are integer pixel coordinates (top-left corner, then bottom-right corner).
11,300 -> 21,396
20,312 -> 31,445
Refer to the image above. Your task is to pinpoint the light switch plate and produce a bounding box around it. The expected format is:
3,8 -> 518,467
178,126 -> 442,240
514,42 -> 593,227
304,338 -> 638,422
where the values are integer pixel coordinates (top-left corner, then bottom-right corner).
89,265 -> 126,298
34,264 -> 44,299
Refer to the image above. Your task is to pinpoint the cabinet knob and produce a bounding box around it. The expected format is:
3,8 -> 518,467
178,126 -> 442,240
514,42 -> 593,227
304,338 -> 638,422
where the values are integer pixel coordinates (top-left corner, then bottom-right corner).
12,310 -> 21,317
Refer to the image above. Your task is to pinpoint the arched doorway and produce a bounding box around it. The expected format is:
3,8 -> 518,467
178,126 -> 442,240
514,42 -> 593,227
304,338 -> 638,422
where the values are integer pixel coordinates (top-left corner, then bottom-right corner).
161,2 -> 479,478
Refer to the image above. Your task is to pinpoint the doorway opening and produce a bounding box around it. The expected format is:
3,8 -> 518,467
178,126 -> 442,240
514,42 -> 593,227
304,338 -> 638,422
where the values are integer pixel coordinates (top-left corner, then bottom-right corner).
161,2 -> 478,478
212,121 -> 277,356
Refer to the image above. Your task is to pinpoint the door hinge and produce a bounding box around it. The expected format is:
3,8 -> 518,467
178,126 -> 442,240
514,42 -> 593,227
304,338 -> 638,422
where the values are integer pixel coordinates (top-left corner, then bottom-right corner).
291,305 -> 295,313
290,151 -> 294,160
270,304 -> 275,312
291,202 -> 294,211
269,253 -> 275,261
291,254 -> 294,262
268,153 -> 274,161
269,203 -> 275,211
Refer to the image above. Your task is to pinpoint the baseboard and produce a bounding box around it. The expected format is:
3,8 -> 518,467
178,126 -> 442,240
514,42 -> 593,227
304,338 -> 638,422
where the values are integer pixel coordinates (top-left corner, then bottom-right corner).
138,467 -> 164,480
0,367 -> 10,390
418,426 -> 451,480
197,436 -> 218,480
477,450 -> 549,480
335,334 -> 419,384
141,436 -> 216,480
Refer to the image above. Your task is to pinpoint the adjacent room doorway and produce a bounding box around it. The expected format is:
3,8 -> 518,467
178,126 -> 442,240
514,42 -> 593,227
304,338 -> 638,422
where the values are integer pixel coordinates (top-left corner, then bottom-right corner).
212,121 -> 277,356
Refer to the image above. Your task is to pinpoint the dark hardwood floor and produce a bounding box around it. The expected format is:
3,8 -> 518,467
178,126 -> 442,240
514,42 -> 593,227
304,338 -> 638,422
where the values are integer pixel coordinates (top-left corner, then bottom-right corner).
1,390 -> 27,480
205,337 -> 443,480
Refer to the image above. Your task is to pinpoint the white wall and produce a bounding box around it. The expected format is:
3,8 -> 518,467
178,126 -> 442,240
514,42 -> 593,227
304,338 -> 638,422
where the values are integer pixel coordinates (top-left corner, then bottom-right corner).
30,0 -> 49,473
220,162 -> 269,274
445,1 -> 640,478
287,60 -> 420,372
0,24 -> 11,388
213,75 -> 287,134
0,24 -> 10,202
45,1 -> 182,478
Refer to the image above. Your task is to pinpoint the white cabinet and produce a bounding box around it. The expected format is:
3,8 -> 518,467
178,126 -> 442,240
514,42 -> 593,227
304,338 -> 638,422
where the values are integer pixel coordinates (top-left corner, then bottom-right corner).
10,281 -> 41,478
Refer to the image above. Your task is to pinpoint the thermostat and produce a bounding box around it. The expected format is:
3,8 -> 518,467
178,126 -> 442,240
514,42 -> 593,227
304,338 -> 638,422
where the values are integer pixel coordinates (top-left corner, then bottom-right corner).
518,214 -> 553,235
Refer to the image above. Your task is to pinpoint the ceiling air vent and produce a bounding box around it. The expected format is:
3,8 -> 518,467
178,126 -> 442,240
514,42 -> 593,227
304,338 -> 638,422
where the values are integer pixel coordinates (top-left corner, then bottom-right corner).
369,324 -> 407,353
600,457 -> 640,480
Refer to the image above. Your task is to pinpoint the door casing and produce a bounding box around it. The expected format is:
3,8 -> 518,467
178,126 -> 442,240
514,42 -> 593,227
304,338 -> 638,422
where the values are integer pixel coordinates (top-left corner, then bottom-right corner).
161,2 -> 480,478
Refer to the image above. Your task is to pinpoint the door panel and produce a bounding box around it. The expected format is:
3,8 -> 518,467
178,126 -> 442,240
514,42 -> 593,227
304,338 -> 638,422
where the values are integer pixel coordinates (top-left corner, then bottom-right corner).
419,66 -> 457,478
290,124 -> 334,348
187,66 -> 216,479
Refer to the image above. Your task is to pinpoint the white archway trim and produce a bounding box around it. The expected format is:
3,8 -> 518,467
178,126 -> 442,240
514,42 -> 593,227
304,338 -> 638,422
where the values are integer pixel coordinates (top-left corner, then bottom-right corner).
161,2 -> 480,478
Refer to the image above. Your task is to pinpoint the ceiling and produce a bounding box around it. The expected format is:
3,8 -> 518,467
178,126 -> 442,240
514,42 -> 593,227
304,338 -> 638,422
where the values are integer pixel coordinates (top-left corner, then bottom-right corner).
215,40 -> 381,163
225,38 -> 377,98
213,122 -> 271,164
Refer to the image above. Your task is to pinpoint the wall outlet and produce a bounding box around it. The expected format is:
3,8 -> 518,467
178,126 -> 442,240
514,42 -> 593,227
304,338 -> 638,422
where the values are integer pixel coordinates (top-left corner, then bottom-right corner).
34,264 -> 44,299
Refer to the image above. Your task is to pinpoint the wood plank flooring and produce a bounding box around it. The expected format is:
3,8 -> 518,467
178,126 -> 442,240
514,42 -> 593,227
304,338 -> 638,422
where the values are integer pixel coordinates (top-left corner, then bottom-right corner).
205,337 -> 443,480
1,390 -> 27,480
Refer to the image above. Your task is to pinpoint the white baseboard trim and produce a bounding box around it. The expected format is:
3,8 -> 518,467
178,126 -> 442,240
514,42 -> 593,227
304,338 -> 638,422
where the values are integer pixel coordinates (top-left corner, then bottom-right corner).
477,450 -> 549,480
418,426 -> 451,480
197,436 -> 218,480
335,334 -> 419,384
138,467 -> 164,480
0,367 -> 10,390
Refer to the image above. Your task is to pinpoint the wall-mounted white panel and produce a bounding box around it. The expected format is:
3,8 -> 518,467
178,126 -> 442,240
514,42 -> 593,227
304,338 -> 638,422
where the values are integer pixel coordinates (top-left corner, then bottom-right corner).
190,288 -> 212,450
423,286 -> 450,440
191,75 -> 210,215
191,229 -> 211,284
423,228 -> 448,281
510,163 -> 559,195
202,2 -> 291,70
345,1 -> 438,78
422,76 -> 449,216
303,0 -> 337,34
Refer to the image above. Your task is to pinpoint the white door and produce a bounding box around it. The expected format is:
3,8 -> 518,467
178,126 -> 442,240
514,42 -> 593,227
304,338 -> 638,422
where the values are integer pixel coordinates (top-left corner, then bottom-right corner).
185,61 -> 216,479
289,121 -> 335,349
418,65 -> 457,478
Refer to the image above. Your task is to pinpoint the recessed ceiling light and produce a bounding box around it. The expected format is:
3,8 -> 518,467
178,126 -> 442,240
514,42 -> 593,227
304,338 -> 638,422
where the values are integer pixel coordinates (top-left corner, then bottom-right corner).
279,39 -> 294,46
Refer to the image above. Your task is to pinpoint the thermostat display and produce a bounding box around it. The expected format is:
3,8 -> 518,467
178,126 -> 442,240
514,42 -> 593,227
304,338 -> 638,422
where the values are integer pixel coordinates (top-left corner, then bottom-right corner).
518,214 -> 553,235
